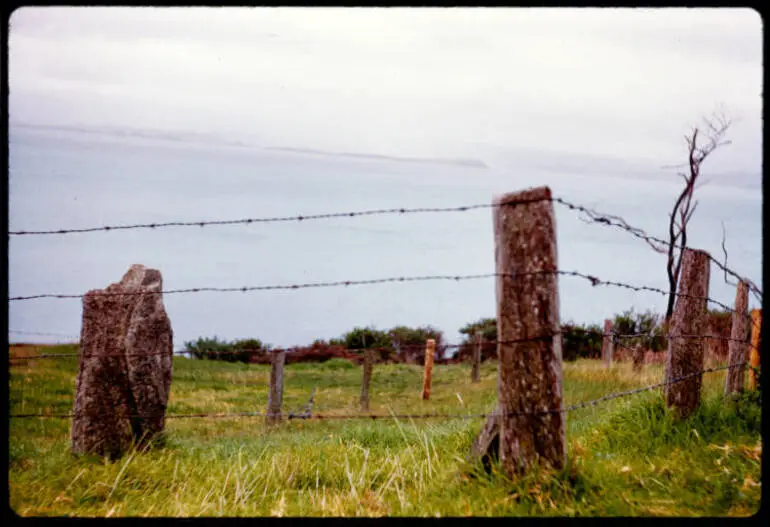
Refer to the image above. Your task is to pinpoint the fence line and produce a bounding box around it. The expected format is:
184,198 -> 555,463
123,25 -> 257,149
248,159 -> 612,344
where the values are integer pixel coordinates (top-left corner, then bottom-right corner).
7,332 -> 753,362
8,363 -> 744,421
5,269 -> 755,319
8,194 -> 760,299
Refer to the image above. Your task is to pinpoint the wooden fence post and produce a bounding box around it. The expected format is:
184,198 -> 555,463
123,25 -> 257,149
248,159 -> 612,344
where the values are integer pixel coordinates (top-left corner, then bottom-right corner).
632,343 -> 644,373
266,349 -> 285,426
471,332 -> 482,383
665,248 -> 710,419
421,339 -> 435,400
493,186 -> 565,476
749,309 -> 762,390
360,348 -> 373,411
602,319 -> 614,368
725,281 -> 750,395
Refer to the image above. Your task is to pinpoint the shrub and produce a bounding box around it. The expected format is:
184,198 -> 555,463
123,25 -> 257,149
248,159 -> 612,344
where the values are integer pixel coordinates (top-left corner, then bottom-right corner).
342,327 -> 395,361
183,336 -> 234,362
182,336 -> 271,363
612,308 -> 666,352
387,325 -> 447,364
561,322 -> 602,361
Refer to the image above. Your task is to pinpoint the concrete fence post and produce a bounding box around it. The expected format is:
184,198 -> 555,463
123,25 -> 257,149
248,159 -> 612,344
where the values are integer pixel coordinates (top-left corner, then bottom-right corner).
725,281 -> 750,395
490,186 -> 565,476
665,248 -> 710,419
266,349 -> 285,426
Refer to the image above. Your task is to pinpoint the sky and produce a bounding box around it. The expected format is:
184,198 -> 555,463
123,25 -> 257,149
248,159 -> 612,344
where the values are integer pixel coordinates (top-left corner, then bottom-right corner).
7,7 -> 764,178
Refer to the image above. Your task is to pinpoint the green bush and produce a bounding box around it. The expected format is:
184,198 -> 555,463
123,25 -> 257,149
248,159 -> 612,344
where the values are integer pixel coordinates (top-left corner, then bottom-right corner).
612,308 -> 666,352
182,336 -> 270,363
341,326 -> 395,361
561,322 -> 602,361
388,325 -> 447,363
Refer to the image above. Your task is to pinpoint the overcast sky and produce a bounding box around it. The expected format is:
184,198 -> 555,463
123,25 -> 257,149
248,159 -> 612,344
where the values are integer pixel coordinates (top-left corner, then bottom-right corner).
8,7 -> 763,175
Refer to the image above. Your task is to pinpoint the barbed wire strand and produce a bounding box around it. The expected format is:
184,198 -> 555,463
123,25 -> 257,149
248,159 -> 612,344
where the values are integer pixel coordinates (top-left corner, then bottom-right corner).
8,268 -> 758,334
8,363 -> 744,420
8,195 -> 760,298
4,269 -> 752,316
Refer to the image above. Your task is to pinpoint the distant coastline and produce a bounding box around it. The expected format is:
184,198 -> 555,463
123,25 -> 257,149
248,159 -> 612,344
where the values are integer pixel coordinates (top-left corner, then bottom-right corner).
10,122 -> 489,170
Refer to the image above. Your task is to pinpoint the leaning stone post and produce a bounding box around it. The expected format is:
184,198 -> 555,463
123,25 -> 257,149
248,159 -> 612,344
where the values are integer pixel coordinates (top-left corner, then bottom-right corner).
71,264 -> 173,459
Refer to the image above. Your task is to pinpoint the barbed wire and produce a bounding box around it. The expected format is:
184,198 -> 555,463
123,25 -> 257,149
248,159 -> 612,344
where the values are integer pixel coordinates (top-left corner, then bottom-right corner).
4,269 -> 753,319
8,363 -> 742,420
8,194 -> 760,299
8,268 -> 759,336
8,331 -> 755,362
551,197 -> 762,300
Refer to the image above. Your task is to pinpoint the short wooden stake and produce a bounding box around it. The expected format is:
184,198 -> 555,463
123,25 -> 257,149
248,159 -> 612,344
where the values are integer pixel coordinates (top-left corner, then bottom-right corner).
360,349 -> 373,411
266,349 -> 285,426
421,339 -> 435,400
632,343 -> 644,373
602,319 -> 614,368
492,186 -> 565,476
749,309 -> 762,390
471,332 -> 482,383
725,281 -> 750,395
665,248 -> 710,419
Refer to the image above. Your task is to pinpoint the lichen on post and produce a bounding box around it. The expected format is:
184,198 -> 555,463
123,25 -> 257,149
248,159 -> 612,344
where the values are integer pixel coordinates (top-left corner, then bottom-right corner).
490,186 -> 565,476
71,264 -> 173,460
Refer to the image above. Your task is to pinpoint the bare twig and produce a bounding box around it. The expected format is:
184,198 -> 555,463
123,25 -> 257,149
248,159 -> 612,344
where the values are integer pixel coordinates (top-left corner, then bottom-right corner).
721,222 -> 738,287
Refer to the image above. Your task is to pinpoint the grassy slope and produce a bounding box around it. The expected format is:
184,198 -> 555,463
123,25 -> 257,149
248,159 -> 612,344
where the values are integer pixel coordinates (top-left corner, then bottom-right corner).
8,345 -> 761,517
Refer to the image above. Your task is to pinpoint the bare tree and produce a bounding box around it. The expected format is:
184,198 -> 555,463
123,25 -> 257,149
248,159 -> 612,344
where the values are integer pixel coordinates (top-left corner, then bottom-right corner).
662,110 -> 732,321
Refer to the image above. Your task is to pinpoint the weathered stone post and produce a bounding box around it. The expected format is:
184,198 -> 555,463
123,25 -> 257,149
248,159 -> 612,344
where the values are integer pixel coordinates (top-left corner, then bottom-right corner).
421,339 -> 436,400
725,281 -> 750,395
748,309 -> 762,390
484,186 -> 565,476
602,319 -> 614,368
71,264 -> 173,459
266,349 -> 285,426
471,332 -> 482,383
360,348 -> 373,411
665,248 -> 710,419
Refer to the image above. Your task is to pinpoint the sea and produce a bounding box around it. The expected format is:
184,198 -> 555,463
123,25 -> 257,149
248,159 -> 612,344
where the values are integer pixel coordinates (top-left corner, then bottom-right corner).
8,124 -> 763,352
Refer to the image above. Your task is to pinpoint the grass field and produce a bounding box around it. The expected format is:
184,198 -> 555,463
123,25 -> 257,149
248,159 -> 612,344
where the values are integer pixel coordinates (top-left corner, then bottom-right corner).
8,344 -> 761,517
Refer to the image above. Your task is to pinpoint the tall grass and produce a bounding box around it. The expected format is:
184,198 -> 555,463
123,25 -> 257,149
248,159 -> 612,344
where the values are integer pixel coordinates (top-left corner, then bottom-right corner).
9,345 -> 761,517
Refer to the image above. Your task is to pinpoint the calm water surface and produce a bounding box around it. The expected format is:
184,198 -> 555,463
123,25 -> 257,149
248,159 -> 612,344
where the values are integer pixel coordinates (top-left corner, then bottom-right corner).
8,125 -> 762,349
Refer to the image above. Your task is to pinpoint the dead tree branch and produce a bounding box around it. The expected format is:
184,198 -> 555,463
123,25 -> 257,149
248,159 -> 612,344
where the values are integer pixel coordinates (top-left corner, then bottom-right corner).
663,110 -> 732,321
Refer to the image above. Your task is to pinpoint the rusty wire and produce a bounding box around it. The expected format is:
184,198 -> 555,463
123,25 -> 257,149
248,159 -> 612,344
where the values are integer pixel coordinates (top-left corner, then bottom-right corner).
8,363 -> 742,420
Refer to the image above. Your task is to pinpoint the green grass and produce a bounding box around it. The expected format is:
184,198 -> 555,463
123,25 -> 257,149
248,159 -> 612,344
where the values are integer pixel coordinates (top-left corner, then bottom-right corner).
8,346 -> 761,517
